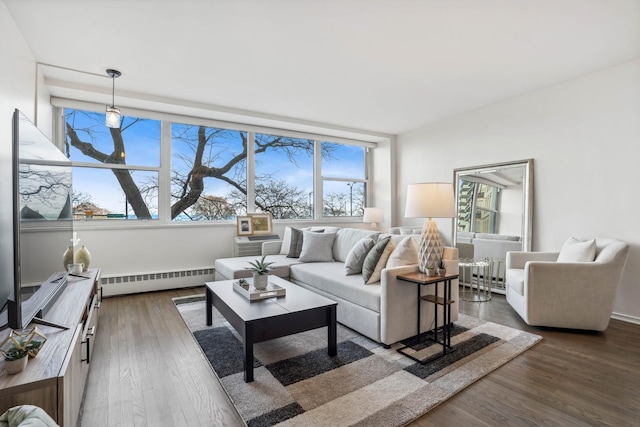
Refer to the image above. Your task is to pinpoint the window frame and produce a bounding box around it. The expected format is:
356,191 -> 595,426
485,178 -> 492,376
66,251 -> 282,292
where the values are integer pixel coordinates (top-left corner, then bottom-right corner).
54,101 -> 375,227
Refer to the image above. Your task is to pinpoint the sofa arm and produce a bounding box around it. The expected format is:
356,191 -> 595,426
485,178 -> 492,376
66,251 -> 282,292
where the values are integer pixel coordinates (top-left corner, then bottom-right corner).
506,251 -> 558,270
262,240 -> 283,256
379,264 -> 421,344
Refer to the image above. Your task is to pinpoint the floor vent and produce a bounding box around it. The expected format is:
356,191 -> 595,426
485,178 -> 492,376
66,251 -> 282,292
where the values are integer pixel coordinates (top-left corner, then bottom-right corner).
101,267 -> 215,286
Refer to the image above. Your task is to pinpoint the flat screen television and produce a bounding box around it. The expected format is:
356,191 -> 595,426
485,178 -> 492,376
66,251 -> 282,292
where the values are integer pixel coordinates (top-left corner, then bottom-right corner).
0,109 -> 74,330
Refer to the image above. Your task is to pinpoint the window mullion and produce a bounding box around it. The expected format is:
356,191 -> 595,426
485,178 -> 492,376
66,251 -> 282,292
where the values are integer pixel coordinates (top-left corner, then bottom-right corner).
313,140 -> 321,220
246,131 -> 255,213
159,120 -> 172,222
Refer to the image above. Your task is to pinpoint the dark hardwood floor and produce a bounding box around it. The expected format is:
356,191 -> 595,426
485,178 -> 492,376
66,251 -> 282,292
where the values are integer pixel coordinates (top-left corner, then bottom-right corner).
80,287 -> 640,426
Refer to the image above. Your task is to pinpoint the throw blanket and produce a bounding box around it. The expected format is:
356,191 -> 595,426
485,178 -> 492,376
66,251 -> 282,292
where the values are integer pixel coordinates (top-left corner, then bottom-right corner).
0,405 -> 58,427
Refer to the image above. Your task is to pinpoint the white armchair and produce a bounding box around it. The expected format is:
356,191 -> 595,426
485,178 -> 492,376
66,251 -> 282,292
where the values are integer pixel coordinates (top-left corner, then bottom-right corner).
505,238 -> 629,331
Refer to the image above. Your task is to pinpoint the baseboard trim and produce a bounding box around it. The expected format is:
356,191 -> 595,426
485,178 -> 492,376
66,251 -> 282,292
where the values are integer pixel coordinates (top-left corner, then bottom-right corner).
611,312 -> 640,325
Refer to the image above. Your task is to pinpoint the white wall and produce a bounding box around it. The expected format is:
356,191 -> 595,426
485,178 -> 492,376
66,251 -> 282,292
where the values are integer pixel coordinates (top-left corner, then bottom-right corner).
396,59 -> 640,322
0,3 -> 42,301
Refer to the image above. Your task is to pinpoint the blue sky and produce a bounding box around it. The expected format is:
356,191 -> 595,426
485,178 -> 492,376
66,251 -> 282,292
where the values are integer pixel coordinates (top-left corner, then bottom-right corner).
67,110 -> 364,215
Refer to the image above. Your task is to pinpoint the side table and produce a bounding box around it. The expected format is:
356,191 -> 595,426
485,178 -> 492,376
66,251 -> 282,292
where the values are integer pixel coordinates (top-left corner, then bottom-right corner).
459,258 -> 492,302
396,272 -> 458,364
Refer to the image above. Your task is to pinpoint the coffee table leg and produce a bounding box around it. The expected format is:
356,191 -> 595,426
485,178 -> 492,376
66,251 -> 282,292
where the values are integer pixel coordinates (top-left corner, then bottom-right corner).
328,305 -> 337,357
206,286 -> 213,326
244,325 -> 254,383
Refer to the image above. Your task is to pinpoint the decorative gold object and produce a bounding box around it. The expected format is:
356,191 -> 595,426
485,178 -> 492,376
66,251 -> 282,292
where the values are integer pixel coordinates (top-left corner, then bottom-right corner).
1,326 -> 48,359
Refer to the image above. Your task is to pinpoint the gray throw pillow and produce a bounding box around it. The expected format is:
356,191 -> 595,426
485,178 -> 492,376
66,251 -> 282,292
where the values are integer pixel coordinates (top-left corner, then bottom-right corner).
287,228 -> 325,258
287,228 -> 304,258
298,231 -> 336,262
344,237 -> 376,275
362,237 -> 391,283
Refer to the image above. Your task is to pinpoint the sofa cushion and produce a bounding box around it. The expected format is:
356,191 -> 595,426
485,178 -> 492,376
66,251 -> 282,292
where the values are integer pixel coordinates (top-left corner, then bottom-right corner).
387,236 -> 419,268
290,262 -> 381,312
506,268 -> 525,296
362,237 -> 394,284
215,255 -> 299,279
557,237 -> 596,262
344,237 -> 376,275
332,228 -> 380,262
299,231 -> 336,262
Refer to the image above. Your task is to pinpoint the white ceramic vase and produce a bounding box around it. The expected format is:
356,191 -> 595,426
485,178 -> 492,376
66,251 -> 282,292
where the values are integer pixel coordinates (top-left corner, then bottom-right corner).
4,356 -> 28,375
74,246 -> 91,271
253,273 -> 269,290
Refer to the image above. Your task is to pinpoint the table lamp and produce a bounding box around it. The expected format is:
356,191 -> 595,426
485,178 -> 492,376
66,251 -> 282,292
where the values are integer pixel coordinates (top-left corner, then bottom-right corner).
363,207 -> 384,230
405,182 -> 455,273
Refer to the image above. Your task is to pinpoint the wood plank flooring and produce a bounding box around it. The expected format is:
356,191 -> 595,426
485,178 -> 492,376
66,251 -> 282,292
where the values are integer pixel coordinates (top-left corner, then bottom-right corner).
80,288 -> 640,426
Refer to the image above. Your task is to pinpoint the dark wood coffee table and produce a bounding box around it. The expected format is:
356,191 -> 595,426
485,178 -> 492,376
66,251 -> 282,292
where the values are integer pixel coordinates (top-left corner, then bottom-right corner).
205,276 -> 337,382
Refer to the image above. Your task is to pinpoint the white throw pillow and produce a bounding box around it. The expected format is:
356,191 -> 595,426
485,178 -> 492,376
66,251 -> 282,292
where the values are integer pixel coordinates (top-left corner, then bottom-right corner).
279,226 -> 292,255
557,237 -> 596,262
344,237 -> 376,275
298,231 -> 337,262
386,236 -> 419,268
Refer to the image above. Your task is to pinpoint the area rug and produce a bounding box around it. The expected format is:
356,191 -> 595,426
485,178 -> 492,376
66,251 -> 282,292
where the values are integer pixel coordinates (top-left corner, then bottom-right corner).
174,295 -> 541,427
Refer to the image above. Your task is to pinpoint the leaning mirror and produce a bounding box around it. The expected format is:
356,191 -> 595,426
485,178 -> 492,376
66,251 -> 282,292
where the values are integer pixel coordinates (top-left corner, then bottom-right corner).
453,159 -> 533,294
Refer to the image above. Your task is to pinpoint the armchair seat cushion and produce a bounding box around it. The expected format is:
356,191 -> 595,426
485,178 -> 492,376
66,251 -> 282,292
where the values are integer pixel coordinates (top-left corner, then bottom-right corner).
506,269 -> 525,295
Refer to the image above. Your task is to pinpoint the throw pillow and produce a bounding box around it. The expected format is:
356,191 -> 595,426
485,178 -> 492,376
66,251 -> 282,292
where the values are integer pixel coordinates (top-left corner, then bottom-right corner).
362,237 -> 395,284
557,237 -> 596,262
287,228 -> 305,258
386,236 -> 419,268
344,237 -> 376,275
287,228 -> 325,258
280,226 -> 292,255
298,231 -> 337,262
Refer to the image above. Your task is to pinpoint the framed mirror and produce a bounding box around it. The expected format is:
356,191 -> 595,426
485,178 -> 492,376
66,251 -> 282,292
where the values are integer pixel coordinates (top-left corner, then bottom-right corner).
453,159 -> 533,293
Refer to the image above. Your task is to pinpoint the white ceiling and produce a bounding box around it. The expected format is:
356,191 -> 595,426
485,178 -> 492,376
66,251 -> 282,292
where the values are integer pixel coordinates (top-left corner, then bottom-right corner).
5,0 -> 640,139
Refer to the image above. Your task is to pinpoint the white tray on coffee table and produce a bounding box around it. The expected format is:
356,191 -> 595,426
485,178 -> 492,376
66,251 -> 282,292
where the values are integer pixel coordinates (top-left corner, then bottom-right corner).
233,280 -> 286,301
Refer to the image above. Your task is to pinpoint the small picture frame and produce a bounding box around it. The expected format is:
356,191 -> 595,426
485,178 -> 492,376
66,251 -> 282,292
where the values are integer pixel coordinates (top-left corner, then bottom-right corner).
249,213 -> 273,235
236,216 -> 253,236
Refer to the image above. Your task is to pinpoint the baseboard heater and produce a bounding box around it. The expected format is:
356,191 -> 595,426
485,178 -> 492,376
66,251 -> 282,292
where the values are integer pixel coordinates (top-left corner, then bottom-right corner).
100,267 -> 215,297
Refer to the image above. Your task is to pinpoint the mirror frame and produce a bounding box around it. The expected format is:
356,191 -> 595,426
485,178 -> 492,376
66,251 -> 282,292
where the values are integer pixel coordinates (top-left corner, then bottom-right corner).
453,159 -> 534,253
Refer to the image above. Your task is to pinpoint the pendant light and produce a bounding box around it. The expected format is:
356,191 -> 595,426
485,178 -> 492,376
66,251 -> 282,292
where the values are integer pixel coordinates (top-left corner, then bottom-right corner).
105,69 -> 122,128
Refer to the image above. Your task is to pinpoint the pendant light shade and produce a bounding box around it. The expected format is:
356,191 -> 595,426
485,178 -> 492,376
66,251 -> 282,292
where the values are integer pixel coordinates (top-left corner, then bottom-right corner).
105,69 -> 121,128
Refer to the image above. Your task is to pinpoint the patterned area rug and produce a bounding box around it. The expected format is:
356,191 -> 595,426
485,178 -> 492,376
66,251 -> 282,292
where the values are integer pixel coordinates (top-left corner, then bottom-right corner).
174,295 -> 541,427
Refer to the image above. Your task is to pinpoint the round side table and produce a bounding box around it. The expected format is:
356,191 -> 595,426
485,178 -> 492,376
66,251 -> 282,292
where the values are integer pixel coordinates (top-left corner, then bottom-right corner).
459,258 -> 492,302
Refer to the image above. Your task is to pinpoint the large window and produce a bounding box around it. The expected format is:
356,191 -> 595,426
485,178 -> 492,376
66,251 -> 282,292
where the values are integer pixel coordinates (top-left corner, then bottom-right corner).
64,110 -> 160,219
254,133 -> 314,219
171,124 -> 247,221
321,142 -> 366,217
62,107 -> 371,223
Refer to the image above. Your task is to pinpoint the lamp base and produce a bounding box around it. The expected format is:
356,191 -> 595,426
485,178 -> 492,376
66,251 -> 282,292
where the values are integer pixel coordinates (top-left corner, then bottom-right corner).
419,218 -> 444,273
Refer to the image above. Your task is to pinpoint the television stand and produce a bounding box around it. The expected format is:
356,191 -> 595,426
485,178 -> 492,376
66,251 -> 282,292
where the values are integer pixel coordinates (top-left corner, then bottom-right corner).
0,269 -> 101,426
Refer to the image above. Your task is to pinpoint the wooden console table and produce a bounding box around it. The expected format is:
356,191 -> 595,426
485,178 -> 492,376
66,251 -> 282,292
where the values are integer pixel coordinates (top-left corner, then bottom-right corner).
396,272 -> 458,364
0,269 -> 101,426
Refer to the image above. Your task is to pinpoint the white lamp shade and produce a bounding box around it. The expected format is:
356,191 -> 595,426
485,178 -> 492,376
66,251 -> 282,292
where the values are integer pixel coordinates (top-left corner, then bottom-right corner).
363,207 -> 384,224
405,182 -> 455,218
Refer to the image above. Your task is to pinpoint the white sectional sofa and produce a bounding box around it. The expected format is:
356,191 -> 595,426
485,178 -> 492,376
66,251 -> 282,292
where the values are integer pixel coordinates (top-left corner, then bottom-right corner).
214,227 -> 459,346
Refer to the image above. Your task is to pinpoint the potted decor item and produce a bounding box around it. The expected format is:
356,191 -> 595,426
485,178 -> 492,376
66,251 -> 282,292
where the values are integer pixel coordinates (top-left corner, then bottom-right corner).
2,343 -> 29,375
425,264 -> 437,277
248,255 -> 274,290
437,260 -> 447,277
